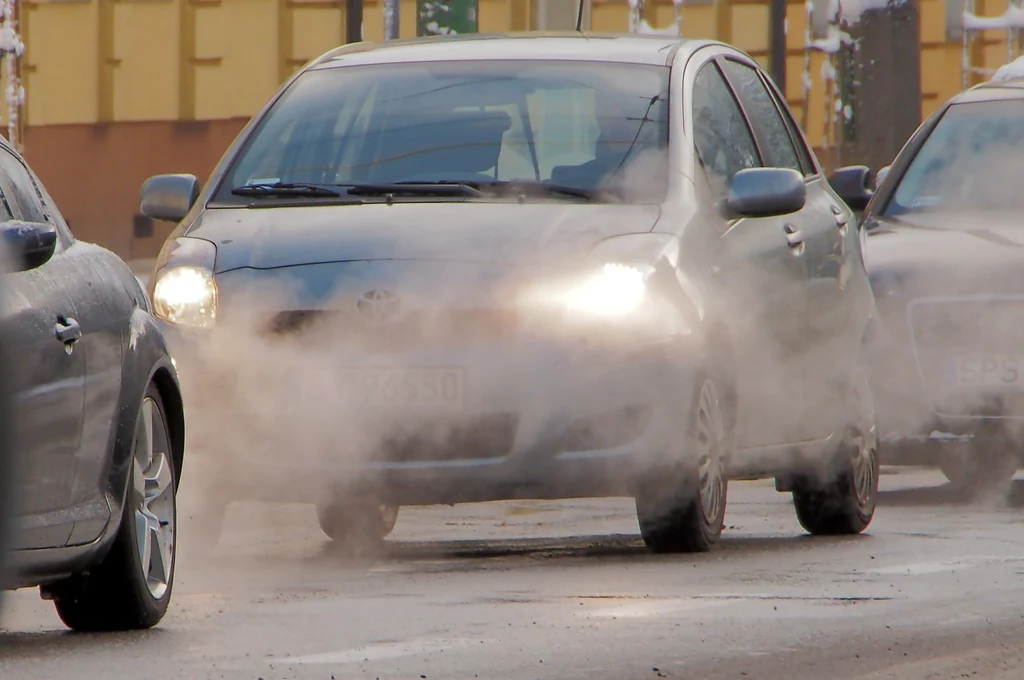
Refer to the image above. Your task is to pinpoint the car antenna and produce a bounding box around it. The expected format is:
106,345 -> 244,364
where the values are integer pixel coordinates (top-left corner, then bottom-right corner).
575,0 -> 584,32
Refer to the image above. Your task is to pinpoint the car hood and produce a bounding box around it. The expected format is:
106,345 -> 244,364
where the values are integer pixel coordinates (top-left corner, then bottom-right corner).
189,202 -> 663,274
866,212 -> 1024,295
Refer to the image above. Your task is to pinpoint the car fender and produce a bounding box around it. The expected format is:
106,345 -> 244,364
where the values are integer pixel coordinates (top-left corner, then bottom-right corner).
102,305 -> 184,528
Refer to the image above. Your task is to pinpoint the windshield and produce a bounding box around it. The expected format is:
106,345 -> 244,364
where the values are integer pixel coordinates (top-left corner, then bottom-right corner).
216,60 -> 670,204
885,99 -> 1024,218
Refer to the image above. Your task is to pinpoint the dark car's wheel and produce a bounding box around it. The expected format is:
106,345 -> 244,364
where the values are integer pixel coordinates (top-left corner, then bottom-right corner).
54,384 -> 178,631
316,501 -> 399,545
937,444 -> 1018,494
793,364 -> 879,536
635,377 -> 728,554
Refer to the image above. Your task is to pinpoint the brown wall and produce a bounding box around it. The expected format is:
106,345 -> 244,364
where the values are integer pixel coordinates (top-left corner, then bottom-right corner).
23,119 -> 250,261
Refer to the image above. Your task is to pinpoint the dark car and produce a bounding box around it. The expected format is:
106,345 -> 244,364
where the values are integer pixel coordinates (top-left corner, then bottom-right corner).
141,33 -> 880,555
0,138 -> 186,631
862,77 -> 1024,492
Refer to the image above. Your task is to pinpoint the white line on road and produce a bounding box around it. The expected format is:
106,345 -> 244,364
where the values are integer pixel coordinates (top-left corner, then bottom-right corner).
867,555 -> 1024,575
267,636 -> 501,665
584,597 -> 735,619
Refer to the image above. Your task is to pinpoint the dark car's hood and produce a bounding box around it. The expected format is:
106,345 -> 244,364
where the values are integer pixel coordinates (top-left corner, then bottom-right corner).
866,212 -> 1024,295
188,202 -> 663,274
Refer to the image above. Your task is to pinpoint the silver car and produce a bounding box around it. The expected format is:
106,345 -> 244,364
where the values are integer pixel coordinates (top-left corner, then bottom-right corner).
142,33 -> 880,554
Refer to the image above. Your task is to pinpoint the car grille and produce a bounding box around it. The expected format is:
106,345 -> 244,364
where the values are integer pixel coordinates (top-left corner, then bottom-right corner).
264,309 -> 519,351
375,413 -> 518,463
909,299 -> 1024,353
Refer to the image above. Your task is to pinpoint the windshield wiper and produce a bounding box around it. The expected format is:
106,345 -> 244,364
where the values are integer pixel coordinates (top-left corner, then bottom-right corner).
344,182 -> 485,198
232,182 -> 342,198
470,180 -> 597,201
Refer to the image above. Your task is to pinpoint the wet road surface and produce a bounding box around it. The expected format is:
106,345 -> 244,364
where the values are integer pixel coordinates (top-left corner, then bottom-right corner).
3,467 -> 1024,679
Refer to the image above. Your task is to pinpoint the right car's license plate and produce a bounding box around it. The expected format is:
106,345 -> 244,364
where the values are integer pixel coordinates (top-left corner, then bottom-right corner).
945,354 -> 1024,389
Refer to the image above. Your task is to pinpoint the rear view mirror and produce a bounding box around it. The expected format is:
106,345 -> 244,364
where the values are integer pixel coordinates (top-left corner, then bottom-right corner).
140,174 -> 200,223
0,220 -> 57,273
875,165 -> 891,190
726,167 -> 806,218
828,165 -> 874,211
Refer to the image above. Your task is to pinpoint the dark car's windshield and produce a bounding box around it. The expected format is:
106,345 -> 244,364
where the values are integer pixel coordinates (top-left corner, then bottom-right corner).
885,99 -> 1024,218
217,60 -> 670,205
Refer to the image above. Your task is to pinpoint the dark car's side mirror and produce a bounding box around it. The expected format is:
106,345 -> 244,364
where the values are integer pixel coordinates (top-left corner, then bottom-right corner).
828,165 -> 875,211
0,220 -> 58,273
726,167 -> 806,218
140,174 -> 200,223
875,165 -> 891,191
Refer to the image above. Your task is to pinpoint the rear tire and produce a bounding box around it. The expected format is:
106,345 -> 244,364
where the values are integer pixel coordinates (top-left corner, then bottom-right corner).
793,363 -> 878,536
635,377 -> 729,554
54,384 -> 179,631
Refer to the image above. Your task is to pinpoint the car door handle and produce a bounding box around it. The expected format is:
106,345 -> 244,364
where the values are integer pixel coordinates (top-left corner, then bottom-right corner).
784,223 -> 804,247
54,316 -> 82,345
831,204 -> 849,227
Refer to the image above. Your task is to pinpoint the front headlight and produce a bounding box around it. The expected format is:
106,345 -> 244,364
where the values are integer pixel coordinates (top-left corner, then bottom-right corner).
561,263 -> 650,318
150,237 -> 218,329
153,266 -> 218,328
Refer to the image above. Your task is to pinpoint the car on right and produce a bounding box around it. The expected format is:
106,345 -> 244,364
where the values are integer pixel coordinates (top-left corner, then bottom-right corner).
862,76 -> 1024,493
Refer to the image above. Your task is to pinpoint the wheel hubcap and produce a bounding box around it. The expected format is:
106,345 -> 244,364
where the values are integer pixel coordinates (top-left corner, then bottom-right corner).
696,381 -> 726,524
133,396 -> 175,600
850,370 -> 878,508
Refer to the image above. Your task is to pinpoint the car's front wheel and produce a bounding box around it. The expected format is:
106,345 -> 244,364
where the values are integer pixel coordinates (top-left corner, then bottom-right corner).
937,443 -> 1018,495
793,364 -> 879,536
316,501 -> 399,547
54,384 -> 178,631
635,377 -> 729,554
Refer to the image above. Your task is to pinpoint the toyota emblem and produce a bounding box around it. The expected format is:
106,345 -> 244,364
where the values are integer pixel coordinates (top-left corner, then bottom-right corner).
356,289 -> 401,321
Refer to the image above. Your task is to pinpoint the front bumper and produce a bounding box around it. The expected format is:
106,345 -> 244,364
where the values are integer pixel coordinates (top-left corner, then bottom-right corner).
871,294 -> 1024,462
163,319 -> 701,506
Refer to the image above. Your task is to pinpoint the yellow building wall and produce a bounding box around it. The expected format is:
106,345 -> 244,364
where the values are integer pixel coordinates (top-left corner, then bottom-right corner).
12,0 -> 1024,146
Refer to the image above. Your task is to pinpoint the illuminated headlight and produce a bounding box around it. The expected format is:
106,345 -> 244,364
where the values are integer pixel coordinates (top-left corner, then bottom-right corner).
562,263 -> 649,318
152,265 -> 218,328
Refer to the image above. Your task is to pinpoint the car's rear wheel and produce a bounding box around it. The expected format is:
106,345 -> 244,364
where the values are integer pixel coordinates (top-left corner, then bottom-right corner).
793,364 -> 879,536
635,377 -> 728,554
937,443 -> 1018,494
316,501 -> 399,546
54,384 -> 178,631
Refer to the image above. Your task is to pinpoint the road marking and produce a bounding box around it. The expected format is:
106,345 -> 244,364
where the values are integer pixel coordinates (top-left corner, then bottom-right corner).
585,597 -> 735,619
267,636 -> 500,665
867,556 -> 1024,575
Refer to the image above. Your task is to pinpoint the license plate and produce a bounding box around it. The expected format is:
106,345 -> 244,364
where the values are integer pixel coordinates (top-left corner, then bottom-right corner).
314,367 -> 466,412
945,354 -> 1024,389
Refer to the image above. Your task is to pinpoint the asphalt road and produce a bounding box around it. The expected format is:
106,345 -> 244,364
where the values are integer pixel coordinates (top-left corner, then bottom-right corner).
3,467 -> 1024,679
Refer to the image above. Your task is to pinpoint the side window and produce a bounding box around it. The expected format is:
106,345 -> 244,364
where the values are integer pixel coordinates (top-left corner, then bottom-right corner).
719,59 -> 803,174
28,167 -> 74,246
692,62 -> 761,195
759,71 -> 818,176
0,149 -> 48,224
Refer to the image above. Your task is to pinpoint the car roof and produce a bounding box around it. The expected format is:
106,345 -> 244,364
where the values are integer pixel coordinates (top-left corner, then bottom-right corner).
306,32 -> 717,70
951,77 -> 1024,104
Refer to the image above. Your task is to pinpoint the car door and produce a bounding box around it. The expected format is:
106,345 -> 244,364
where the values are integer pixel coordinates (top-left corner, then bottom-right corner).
8,152 -> 131,546
689,59 -> 810,450
718,58 -> 853,441
0,154 -> 85,551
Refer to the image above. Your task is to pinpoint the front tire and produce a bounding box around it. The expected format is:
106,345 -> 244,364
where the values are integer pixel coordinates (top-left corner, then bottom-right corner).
635,377 -> 729,554
793,364 -> 879,536
54,384 -> 179,631
316,501 -> 399,546
937,443 -> 1018,494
